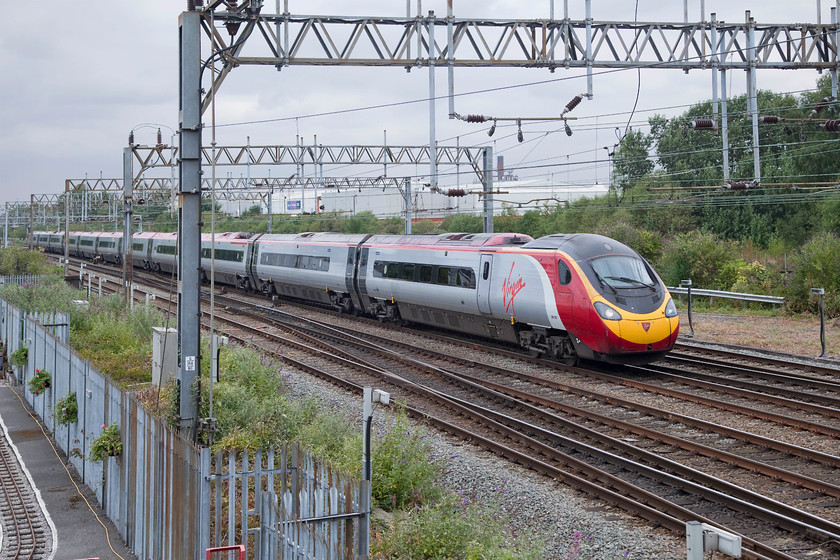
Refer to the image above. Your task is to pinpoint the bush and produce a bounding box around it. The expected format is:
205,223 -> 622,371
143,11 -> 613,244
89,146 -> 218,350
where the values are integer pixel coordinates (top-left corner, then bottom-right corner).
658,231 -> 737,289
785,231 -> 840,316
71,295 -> 164,383
55,392 -> 78,425
90,423 -> 122,461
372,410 -> 443,511
0,275 -> 79,313
371,492 -> 545,560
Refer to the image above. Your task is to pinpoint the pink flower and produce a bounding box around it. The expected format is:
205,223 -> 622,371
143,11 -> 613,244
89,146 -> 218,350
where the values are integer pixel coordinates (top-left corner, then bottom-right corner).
101,424 -> 106,429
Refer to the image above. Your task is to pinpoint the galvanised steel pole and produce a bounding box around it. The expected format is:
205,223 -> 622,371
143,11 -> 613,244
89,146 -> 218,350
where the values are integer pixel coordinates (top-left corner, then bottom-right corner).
122,148 -> 133,307
746,11 -> 761,182
428,11 -> 438,192
178,9 -> 203,436
482,146 -> 494,233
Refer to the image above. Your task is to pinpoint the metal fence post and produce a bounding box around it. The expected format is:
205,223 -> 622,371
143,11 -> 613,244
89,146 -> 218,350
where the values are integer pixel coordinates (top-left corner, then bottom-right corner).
811,288 -> 827,357
680,279 -> 694,337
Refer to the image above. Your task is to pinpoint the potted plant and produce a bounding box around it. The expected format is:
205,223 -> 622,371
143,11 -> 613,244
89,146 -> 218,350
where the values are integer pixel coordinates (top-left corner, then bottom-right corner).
28,369 -> 51,396
10,346 -> 28,369
55,392 -> 78,425
90,422 -> 122,461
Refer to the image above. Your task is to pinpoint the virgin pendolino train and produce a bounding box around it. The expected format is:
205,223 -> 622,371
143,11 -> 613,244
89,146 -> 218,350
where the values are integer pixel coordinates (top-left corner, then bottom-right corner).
34,230 -> 679,365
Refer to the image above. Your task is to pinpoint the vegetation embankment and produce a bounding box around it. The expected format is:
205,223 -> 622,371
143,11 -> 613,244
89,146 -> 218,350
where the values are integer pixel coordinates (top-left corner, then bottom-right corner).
0,251 -> 548,559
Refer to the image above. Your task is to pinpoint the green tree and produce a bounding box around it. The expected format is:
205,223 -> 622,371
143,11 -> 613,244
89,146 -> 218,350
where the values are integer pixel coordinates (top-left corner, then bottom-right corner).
611,129 -> 654,200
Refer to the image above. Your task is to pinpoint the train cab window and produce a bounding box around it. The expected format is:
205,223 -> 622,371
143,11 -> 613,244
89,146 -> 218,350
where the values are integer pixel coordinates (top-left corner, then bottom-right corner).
557,261 -> 572,286
436,267 -> 451,285
482,261 -> 490,280
401,263 -> 415,281
419,265 -> 432,283
384,262 -> 399,279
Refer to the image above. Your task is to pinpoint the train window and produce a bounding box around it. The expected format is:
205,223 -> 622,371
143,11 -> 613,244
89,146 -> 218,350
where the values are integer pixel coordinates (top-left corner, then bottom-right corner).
80,240 -> 94,247
384,262 -> 399,279
436,267 -> 451,285
373,260 -> 386,278
419,265 -> 432,283
482,261 -> 490,280
100,241 -> 115,249
557,261 -> 572,285
457,268 -> 476,289
401,263 -> 415,281
590,255 -> 655,288
133,243 -> 144,251
156,245 -> 176,255
319,257 -> 330,272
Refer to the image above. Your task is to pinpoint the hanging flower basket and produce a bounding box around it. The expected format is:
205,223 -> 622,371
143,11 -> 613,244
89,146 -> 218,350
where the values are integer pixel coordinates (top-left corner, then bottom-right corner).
10,346 -> 28,369
28,369 -> 51,396
90,422 -> 122,461
55,392 -> 78,425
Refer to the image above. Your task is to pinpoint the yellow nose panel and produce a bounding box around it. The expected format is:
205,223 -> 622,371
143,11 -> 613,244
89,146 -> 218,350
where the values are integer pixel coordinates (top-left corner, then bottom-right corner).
599,300 -> 677,343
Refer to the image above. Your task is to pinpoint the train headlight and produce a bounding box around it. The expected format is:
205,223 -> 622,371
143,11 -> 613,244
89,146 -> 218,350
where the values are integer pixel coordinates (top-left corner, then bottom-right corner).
664,299 -> 678,318
594,301 -> 622,321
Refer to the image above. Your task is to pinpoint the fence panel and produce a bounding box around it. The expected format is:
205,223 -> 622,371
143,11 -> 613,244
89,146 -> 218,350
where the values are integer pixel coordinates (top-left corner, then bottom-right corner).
68,352 -> 90,478
1,295 -> 361,560
84,369 -> 107,503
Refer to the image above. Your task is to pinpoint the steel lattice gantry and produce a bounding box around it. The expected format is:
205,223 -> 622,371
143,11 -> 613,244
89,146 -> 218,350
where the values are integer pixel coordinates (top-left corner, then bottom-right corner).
130,144 -> 487,177
198,0 -> 840,111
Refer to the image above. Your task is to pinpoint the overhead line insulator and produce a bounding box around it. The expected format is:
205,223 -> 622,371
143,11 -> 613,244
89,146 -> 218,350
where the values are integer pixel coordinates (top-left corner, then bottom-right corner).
562,95 -> 583,115
689,119 -> 717,130
446,188 -> 466,197
825,120 -> 840,132
464,114 -> 489,123
760,116 -> 780,124
809,96 -> 833,117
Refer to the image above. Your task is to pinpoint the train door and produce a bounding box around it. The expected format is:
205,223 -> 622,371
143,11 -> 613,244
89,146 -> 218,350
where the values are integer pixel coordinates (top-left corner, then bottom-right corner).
554,252 -> 574,326
477,253 -> 493,314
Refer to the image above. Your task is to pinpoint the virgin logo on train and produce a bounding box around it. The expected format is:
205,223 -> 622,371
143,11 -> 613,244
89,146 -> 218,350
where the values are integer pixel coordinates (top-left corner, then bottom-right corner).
502,262 -> 526,315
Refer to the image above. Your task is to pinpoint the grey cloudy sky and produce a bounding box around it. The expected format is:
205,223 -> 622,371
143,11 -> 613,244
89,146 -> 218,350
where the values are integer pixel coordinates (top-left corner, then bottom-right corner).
0,1 -> 833,207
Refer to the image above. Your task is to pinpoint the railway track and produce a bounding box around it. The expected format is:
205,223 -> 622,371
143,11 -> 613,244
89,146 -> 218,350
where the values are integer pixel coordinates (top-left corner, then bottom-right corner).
199,294 -> 840,559
67,260 -> 840,559
0,418 -> 51,560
